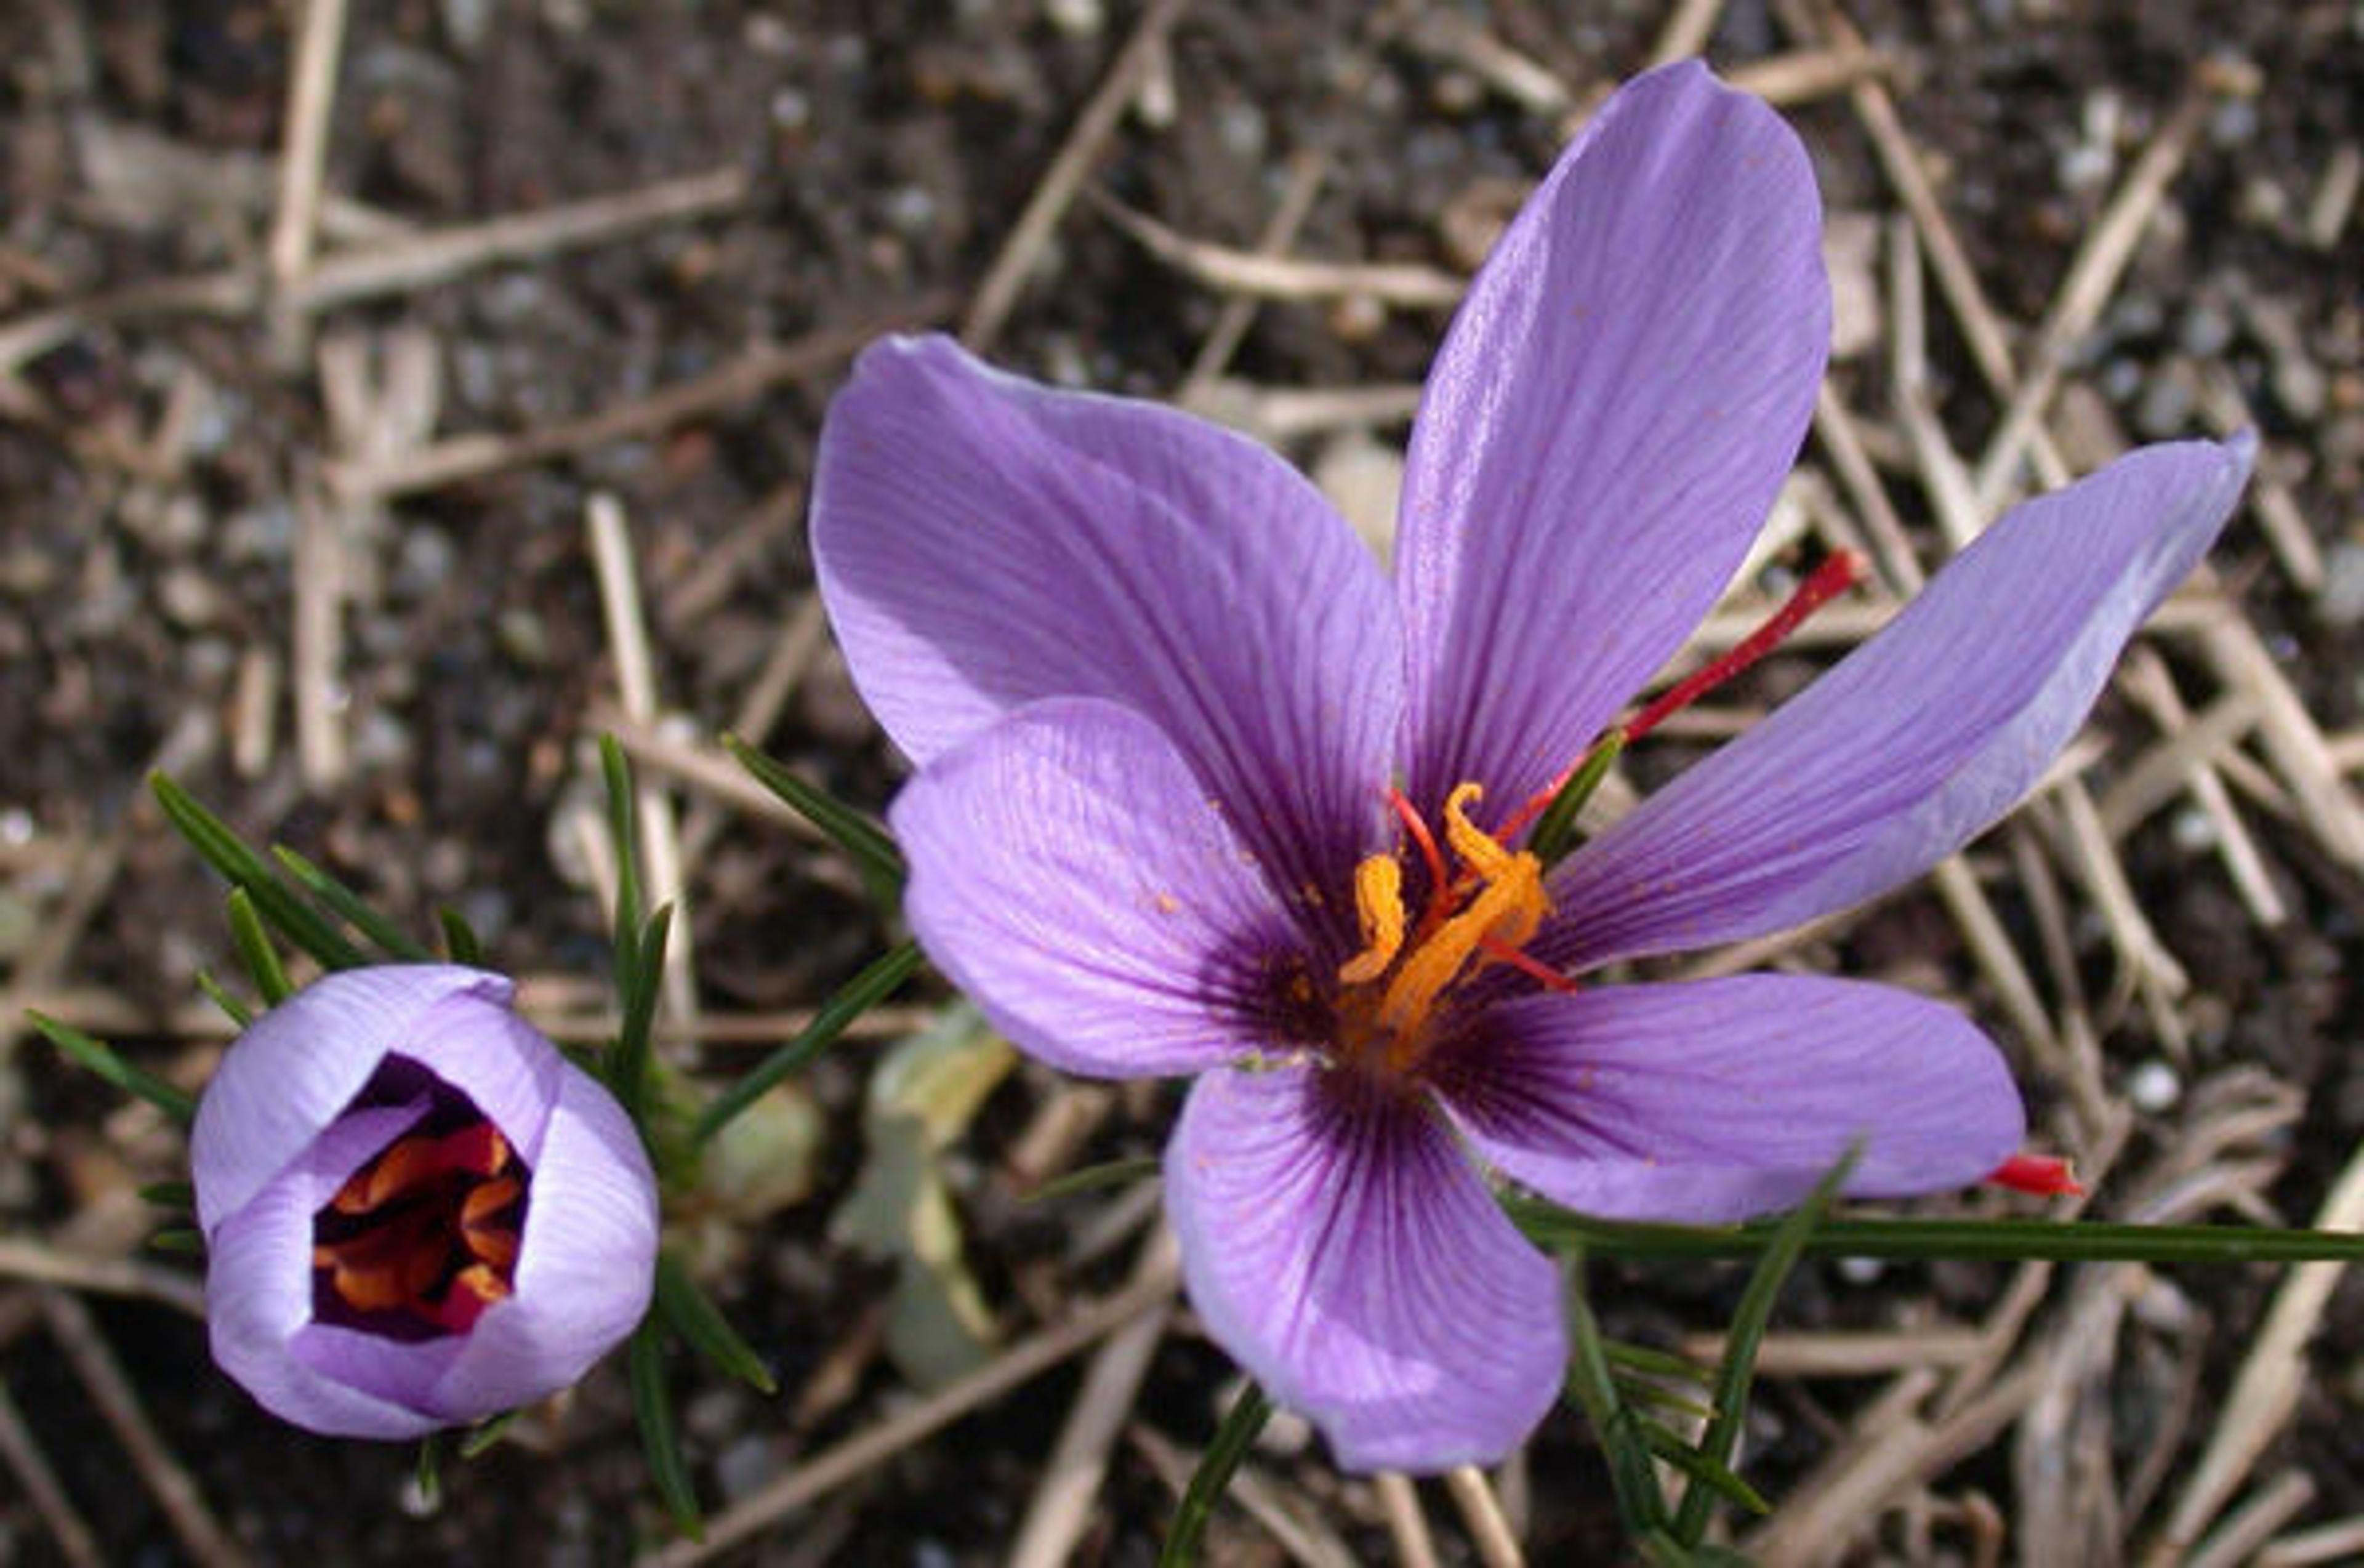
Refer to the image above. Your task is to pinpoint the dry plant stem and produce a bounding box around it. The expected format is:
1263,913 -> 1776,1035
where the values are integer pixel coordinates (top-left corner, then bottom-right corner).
0,1377 -> 101,1567
329,307 -> 944,500
1649,0 -> 1729,64
2113,645 -> 2286,923
586,495 -> 699,1032
2259,1513 -> 2364,1567
2197,367 -> 2324,593
1179,147 -> 1330,398
2150,1136 -> 2364,1559
1970,84 -> 2210,511
291,482 -> 348,787
643,1262 -> 1180,1567
264,0 -> 349,366
595,711 -> 827,848
1678,1327 -> 1987,1376
40,1290 -> 247,1568
0,1239 -> 205,1316
1125,1425 -> 1359,1568
1373,1472 -> 1442,1568
677,593 -> 830,869
1100,196 -> 1465,306
960,0 -> 1192,353
1005,1229 -> 1178,1568
1442,1466 -> 1524,1568
2184,1471 -> 2319,1568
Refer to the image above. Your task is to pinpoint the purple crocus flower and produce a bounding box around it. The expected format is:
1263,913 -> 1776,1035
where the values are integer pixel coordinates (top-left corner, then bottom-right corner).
193,965 -> 659,1439
811,62 -> 2253,1469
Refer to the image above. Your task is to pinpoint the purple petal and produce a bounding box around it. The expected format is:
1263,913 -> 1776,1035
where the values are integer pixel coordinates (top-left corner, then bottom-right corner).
206,1106 -> 445,1439
1436,976 -> 2025,1222
1544,436 -> 2254,970
435,1066 -> 658,1417
386,986 -> 566,1167
1399,62 -> 1828,818
193,965 -> 508,1234
893,698 -> 1309,1080
814,334 -> 1399,900
1166,1063 -> 1564,1471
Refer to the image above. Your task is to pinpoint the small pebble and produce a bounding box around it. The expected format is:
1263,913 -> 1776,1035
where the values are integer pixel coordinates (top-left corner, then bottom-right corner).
1836,1256 -> 1885,1286
2317,541 -> 2364,629
2126,1058 -> 2182,1113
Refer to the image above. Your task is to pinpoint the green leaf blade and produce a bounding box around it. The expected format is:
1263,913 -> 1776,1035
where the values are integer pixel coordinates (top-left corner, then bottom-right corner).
28,1012 -> 198,1123
654,1253 -> 776,1394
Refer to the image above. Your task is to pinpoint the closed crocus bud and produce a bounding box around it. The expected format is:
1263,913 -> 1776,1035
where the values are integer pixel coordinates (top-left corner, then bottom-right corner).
193,965 -> 659,1439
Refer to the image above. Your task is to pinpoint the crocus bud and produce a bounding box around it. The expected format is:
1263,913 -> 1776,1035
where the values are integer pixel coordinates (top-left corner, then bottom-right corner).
193,965 -> 659,1439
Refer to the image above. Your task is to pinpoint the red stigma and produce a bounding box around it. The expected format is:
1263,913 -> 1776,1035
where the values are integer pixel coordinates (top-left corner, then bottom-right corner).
1985,1152 -> 2084,1197
1623,550 -> 1865,743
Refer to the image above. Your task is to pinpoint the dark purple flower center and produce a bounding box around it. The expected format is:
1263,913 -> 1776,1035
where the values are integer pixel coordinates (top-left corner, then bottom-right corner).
310,1058 -> 529,1340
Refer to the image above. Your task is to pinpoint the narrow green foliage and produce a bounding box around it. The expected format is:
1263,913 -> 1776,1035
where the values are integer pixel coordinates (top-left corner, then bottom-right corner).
414,1436 -> 443,1511
694,941 -> 924,1145
1671,1148 -> 1858,1545
273,846 -> 435,962
1612,1377 -> 1718,1426
28,1013 -> 197,1123
1562,1253 -> 1668,1535
1508,1201 -> 2364,1266
225,889 -> 294,1004
438,908 -> 483,966
630,1319 -> 702,1538
1603,1340 -> 1716,1387
655,1253 -> 776,1393
193,969 -> 254,1028
1023,1156 -> 1162,1205
1529,732 -> 1626,867
150,773 -> 364,970
609,903 -> 673,1122
139,1180 -> 195,1210
149,1227 -> 204,1254
1638,1420 -> 1770,1516
600,738 -> 648,1001
722,735 -> 906,902
459,1410 -> 520,1458
1160,1381 -> 1273,1567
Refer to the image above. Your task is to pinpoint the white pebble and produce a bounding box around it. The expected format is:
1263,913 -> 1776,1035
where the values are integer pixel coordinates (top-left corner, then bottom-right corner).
2127,1058 -> 2182,1113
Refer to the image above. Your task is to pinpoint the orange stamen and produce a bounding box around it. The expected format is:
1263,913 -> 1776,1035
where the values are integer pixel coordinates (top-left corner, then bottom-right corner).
1986,1153 -> 2083,1197
1477,936 -> 1582,994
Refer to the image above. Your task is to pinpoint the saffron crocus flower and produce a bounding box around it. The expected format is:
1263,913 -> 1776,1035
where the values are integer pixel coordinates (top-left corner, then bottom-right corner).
193,965 -> 659,1439
812,62 -> 2253,1470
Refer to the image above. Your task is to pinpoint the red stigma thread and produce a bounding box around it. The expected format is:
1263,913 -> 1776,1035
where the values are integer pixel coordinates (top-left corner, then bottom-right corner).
1986,1153 -> 2084,1197
1623,550 -> 1865,742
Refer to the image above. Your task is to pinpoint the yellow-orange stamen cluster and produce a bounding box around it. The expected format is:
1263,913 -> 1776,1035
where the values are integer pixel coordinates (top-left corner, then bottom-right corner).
1333,784 -> 1559,1075
312,1120 -> 525,1334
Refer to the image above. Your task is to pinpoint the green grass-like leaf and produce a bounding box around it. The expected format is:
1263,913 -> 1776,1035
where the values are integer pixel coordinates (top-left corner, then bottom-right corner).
193,968 -> 254,1028
273,846 -> 435,962
1671,1147 -> 1857,1545
225,888 -> 294,1004
693,941 -> 923,1145
1160,1380 -> 1272,1567
28,1012 -> 198,1123
438,907 -> 483,966
722,734 -> 905,901
629,1318 -> 702,1538
608,903 -> 673,1121
600,736 -> 646,990
1562,1253 -> 1668,1535
1508,1202 -> 2364,1266
1022,1156 -> 1162,1205
1638,1420 -> 1771,1517
150,773 -> 364,970
139,1180 -> 196,1210
1530,731 -> 1625,867
459,1410 -> 520,1458
655,1253 -> 777,1393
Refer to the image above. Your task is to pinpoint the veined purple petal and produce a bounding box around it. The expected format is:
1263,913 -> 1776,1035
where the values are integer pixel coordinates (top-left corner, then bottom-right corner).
1167,1063 -> 1565,1471
388,987 -> 566,1167
1544,436 -> 2254,970
893,698 -> 1309,1080
1398,62 -> 1828,819
193,965 -> 508,1234
1439,976 -> 2024,1222
207,1104 -> 448,1439
435,1066 -> 659,1416
814,334 -> 1400,901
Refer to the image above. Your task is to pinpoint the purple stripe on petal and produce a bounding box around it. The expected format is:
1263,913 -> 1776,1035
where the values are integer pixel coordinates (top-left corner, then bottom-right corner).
434,1066 -> 658,1418
1166,1063 -> 1564,1472
388,989 -> 567,1167
193,965 -> 505,1232
814,334 -> 1400,902
1399,62 -> 1828,819
893,698 -> 1311,1080
1436,976 -> 2025,1223
1545,436 -> 2254,970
